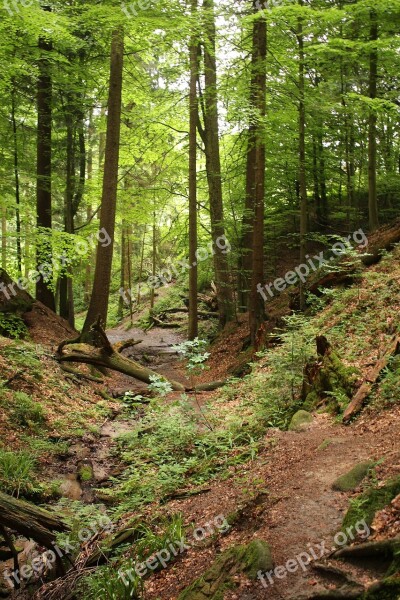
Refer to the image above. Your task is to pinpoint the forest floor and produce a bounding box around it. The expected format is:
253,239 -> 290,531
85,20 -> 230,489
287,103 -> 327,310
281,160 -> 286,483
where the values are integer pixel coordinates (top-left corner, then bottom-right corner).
1,243 -> 400,599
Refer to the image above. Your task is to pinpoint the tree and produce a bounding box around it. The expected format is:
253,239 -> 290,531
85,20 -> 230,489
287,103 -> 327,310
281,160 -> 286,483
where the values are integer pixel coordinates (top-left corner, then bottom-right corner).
198,0 -> 234,327
83,28 -> 124,332
188,0 -> 199,340
36,10 -> 55,311
249,2 -> 267,344
368,8 -> 379,231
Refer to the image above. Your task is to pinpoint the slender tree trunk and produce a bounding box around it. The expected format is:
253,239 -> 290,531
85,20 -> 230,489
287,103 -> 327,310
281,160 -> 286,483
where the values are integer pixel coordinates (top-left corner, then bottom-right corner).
84,112 -> 94,305
83,28 -> 124,332
238,125 -> 256,313
368,9 -> 379,231
297,8 -> 308,311
200,0 -> 233,327
249,3 -> 267,344
150,208 -> 156,309
118,224 -> 126,320
36,14 -> 55,311
137,226 -> 146,306
1,207 -> 6,271
188,0 -> 198,340
11,82 -> 22,276
59,108 -> 75,326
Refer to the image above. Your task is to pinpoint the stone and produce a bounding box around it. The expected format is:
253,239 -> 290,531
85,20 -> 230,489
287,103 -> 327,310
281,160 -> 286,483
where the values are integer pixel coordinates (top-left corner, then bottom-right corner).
332,462 -> 374,492
288,410 -> 313,432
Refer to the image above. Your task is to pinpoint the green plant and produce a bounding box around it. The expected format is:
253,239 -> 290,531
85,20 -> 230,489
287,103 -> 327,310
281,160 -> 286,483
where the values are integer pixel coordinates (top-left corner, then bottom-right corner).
78,561 -> 142,600
0,449 -> 37,497
0,313 -> 28,339
148,375 -> 173,397
11,391 -> 46,428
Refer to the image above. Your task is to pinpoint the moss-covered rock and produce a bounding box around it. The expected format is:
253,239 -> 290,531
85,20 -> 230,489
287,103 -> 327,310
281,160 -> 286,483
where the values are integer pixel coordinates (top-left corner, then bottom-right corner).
178,539 -> 273,599
288,410 -> 313,431
342,476 -> 400,530
332,462 -> 374,492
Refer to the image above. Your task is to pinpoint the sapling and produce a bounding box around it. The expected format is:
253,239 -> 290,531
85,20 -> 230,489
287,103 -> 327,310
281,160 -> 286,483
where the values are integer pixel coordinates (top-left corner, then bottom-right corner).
172,338 -> 213,430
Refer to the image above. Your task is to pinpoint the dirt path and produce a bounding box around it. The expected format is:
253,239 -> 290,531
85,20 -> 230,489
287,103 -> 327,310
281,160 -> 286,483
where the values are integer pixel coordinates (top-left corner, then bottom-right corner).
145,407 -> 400,599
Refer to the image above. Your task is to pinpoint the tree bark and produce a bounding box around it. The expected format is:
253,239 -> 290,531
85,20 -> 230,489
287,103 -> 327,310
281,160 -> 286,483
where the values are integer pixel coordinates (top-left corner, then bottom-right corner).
36,12 -> 56,312
200,0 -> 233,327
368,9 -> 379,231
83,28 -> 124,332
11,81 -> 22,276
188,0 -> 199,340
249,1 -> 267,344
297,6 -> 308,311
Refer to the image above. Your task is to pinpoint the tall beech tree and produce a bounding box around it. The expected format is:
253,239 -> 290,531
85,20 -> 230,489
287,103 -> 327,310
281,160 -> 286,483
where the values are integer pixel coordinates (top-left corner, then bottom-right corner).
249,3 -> 267,344
36,15 -> 55,311
199,0 -> 234,327
188,0 -> 199,340
368,8 -> 379,231
83,28 -> 124,333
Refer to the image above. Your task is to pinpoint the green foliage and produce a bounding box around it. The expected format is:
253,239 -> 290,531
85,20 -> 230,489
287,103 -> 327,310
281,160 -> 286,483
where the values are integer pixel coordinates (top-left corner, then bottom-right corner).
0,449 -> 37,497
78,562 -> 141,600
0,342 -> 43,378
148,375 -> 173,397
173,338 -> 210,375
10,391 -> 46,428
0,313 -> 28,339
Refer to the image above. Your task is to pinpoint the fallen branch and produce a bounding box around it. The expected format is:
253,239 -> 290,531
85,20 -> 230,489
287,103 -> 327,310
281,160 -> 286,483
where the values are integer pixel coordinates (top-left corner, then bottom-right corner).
57,319 -> 185,392
113,338 -> 142,353
343,335 -> 400,422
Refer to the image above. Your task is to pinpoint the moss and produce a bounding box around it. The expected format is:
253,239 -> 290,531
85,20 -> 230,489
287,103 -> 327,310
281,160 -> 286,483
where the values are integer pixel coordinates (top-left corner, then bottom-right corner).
178,539 -> 272,599
288,410 -> 313,431
342,476 -> 400,530
318,439 -> 332,451
332,462 -> 374,492
362,575 -> 400,599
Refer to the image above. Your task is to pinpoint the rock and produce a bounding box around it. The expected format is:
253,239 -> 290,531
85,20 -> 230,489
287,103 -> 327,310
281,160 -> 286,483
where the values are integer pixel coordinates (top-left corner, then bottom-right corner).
178,539 -> 273,599
288,410 -> 313,432
342,476 -> 400,530
332,462 -> 374,492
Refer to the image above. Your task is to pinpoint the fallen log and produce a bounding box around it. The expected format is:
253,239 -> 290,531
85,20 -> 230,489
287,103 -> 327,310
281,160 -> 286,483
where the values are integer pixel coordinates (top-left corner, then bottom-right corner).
342,335 -> 400,423
113,338 -> 142,353
361,218 -> 400,266
150,315 -> 181,328
0,490 -> 69,548
57,320 -> 185,392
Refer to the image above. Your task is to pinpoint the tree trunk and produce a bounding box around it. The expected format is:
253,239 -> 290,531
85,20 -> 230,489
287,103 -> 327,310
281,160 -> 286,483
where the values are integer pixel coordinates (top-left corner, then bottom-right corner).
297,8 -> 308,311
0,490 -> 69,549
11,81 -> 22,276
83,28 -> 124,332
1,206 -> 6,271
368,9 -> 379,231
188,0 -> 198,340
200,0 -> 233,327
59,105 -> 75,327
36,11 -> 55,312
249,2 -> 267,344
